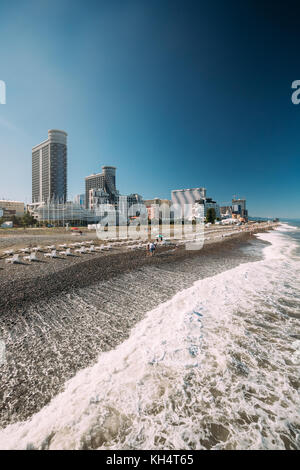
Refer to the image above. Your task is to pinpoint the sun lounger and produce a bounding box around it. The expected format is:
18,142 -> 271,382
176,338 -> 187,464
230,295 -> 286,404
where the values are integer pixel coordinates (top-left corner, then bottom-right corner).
75,247 -> 87,254
87,245 -> 95,252
23,252 -> 37,262
60,248 -> 72,256
44,250 -> 58,258
5,254 -> 20,264
94,246 -> 103,251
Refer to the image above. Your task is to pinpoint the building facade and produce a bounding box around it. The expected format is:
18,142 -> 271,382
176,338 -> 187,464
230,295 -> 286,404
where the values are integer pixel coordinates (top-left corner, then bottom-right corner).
28,201 -> 102,225
220,205 -> 233,217
32,129 -> 67,203
126,194 -> 147,218
85,166 -> 117,209
171,188 -> 207,220
144,198 -> 172,221
232,198 -> 248,219
192,198 -> 220,221
89,189 -> 110,210
73,194 -> 85,206
0,200 -> 25,218
171,188 -> 207,207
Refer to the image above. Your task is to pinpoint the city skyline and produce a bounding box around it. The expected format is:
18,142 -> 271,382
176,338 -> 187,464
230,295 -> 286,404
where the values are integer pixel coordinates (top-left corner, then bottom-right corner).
0,0 -> 300,218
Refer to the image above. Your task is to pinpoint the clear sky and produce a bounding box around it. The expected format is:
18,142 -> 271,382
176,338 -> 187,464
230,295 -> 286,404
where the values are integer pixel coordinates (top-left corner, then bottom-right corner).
0,0 -> 300,218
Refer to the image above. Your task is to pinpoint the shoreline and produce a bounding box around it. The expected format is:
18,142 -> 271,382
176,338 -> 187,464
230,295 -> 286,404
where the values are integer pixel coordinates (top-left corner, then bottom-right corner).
0,227 -> 273,427
0,225 -> 276,314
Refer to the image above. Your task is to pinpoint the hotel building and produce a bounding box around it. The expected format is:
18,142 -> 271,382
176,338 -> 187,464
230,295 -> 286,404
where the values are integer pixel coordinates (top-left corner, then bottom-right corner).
32,130 -> 67,204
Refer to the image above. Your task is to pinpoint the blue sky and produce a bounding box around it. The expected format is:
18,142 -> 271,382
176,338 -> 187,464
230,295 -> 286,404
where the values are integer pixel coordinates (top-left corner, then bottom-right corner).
0,0 -> 300,218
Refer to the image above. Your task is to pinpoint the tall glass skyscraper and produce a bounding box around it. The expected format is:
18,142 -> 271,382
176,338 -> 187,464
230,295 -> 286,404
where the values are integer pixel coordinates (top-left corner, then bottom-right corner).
32,129 -> 67,203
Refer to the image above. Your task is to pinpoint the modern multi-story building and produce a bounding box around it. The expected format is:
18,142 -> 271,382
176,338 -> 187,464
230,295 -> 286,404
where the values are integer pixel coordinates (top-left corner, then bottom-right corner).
32,130 -> 67,204
192,198 -> 220,221
85,166 -> 118,209
85,166 -> 146,221
232,198 -> 248,218
0,200 -> 25,218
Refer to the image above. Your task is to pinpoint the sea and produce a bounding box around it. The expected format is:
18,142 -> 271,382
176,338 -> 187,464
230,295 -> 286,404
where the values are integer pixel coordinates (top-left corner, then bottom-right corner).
0,221 -> 299,450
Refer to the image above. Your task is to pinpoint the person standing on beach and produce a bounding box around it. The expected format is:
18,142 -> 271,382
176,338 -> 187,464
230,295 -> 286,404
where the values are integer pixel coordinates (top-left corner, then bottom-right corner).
149,242 -> 156,256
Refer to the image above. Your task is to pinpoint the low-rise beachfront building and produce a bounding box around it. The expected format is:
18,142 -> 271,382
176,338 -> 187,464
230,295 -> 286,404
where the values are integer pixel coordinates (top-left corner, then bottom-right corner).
28,201 -> 100,225
27,196 -> 145,226
0,200 -> 25,218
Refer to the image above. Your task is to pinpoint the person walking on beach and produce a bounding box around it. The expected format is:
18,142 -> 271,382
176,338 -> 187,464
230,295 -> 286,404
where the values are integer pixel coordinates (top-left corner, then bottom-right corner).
149,241 -> 156,256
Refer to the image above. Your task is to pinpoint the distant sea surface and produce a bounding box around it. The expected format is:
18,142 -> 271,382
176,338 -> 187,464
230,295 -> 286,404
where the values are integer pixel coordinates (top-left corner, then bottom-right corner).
0,222 -> 299,449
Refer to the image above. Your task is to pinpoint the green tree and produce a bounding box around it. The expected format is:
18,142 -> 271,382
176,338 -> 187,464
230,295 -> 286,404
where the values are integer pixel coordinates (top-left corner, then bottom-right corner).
205,208 -> 216,224
11,215 -> 22,227
21,212 -> 36,227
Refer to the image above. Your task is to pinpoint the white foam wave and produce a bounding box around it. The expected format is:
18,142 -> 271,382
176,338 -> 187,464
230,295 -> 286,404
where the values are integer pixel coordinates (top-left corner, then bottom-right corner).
278,223 -> 299,232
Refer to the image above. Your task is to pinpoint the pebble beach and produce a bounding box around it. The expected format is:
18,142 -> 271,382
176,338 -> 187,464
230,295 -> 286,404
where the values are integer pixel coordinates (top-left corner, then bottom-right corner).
0,223 -> 276,430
